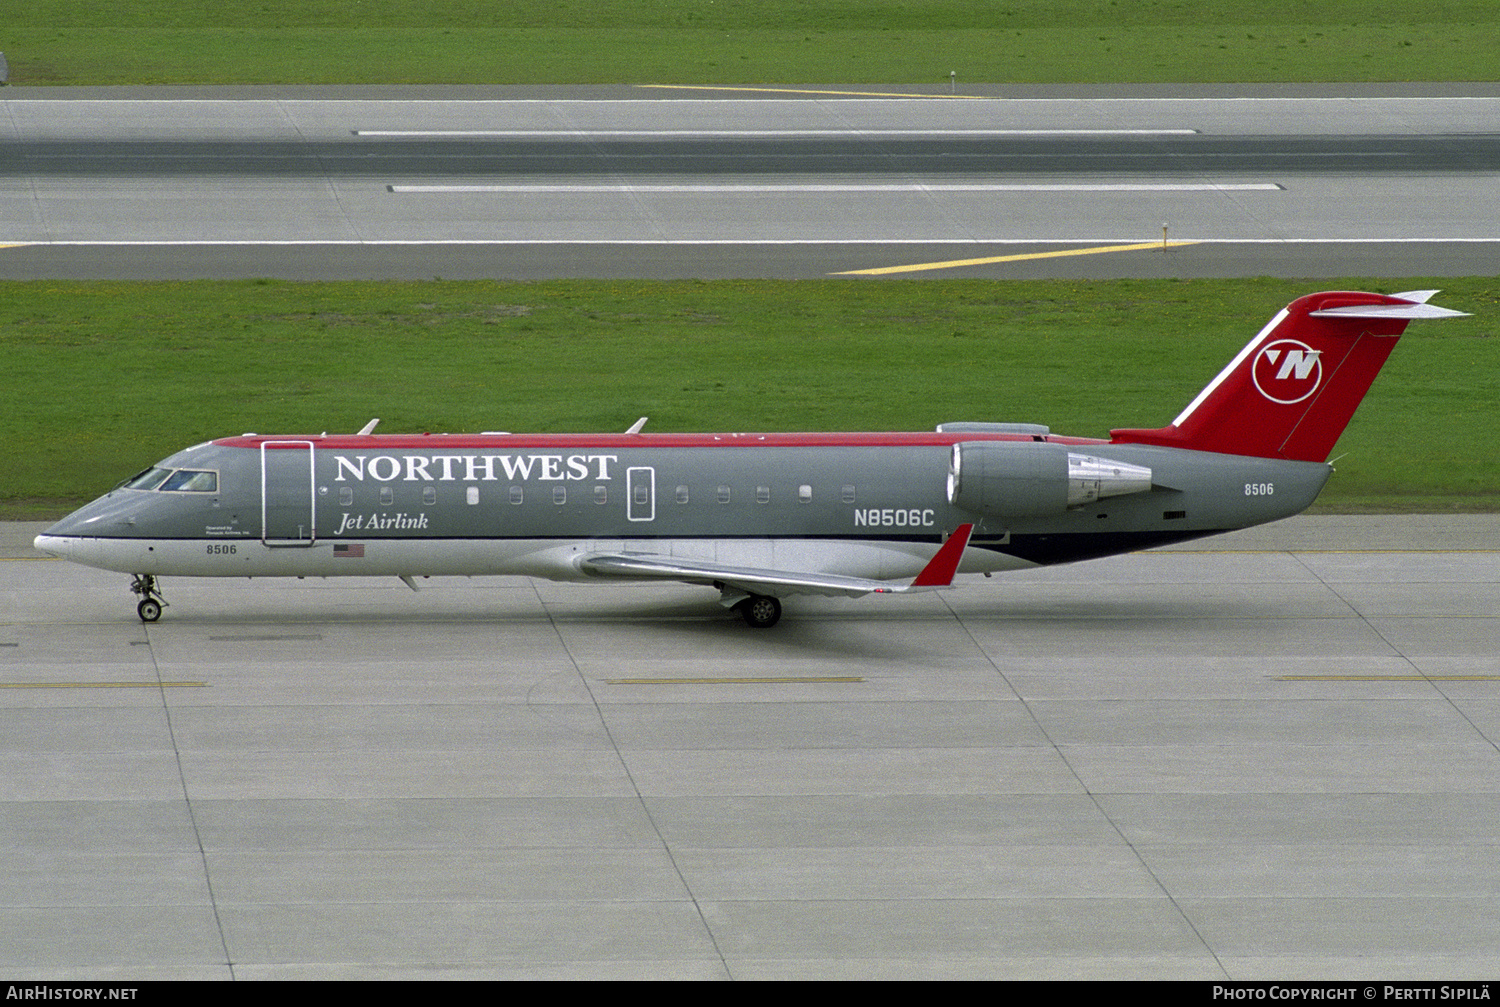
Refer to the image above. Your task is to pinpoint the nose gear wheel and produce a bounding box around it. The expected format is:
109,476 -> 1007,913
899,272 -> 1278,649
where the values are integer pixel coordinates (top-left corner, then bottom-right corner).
129,574 -> 166,623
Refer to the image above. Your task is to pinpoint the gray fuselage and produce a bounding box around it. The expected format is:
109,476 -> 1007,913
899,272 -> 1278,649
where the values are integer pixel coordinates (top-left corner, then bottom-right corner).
38,430 -> 1330,584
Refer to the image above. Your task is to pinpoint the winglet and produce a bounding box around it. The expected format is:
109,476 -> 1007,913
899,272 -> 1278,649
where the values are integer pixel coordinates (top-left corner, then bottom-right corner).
909,524 -> 974,588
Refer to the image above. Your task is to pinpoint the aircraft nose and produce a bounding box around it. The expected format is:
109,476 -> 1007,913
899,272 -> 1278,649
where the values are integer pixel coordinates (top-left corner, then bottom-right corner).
38,489 -> 143,542
32,498 -> 125,559
38,507 -> 99,541
32,533 -> 68,559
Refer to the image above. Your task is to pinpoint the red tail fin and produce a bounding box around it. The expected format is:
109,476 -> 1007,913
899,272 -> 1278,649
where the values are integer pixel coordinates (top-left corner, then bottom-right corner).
1110,290 -> 1466,462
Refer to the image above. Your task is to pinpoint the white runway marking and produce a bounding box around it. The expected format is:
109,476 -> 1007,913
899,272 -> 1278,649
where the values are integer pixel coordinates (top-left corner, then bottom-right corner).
388,183 -> 1284,194
355,128 -> 1200,137
7,96 -> 1498,104
10,237 -> 1500,246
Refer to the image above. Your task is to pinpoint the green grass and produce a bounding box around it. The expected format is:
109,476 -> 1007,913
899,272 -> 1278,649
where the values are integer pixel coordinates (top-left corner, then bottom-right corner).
4,278 -> 1496,518
9,0 -> 1499,85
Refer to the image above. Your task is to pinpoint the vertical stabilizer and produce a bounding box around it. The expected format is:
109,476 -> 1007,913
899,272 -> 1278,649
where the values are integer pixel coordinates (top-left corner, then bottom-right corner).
1110,291 -> 1466,462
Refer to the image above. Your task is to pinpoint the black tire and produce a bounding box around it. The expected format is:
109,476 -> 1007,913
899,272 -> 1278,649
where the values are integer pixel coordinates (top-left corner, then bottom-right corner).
137,598 -> 162,623
740,595 -> 782,629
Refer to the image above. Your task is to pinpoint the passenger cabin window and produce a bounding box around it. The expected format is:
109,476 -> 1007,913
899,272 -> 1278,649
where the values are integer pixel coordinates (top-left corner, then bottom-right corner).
510,486 -> 524,505
675,485 -> 689,504
379,486 -> 394,506
842,485 -> 856,504
466,486 -> 479,506
594,485 -> 608,505
756,486 -> 770,504
422,486 -> 437,506
553,486 -> 567,505
798,484 -> 813,503
339,487 -> 354,507
717,485 -> 731,504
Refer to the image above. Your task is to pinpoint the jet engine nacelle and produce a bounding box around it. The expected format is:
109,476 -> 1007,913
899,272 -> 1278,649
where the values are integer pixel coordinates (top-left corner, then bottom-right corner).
946,441 -> 1153,517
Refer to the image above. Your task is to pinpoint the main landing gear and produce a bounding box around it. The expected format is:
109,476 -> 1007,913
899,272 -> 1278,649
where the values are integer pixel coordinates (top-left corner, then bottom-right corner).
737,594 -> 782,629
129,574 -> 166,623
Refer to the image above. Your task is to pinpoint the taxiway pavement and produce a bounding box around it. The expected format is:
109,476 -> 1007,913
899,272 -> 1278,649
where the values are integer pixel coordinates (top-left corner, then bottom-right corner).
3,517 -> 1498,979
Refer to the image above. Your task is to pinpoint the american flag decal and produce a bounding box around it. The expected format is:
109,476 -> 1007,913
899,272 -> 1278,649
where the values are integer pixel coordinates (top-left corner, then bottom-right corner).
334,544 -> 365,558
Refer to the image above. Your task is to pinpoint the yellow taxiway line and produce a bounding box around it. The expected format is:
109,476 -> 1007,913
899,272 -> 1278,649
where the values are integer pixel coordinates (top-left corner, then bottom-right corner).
638,84 -> 986,100
0,681 -> 208,689
834,240 -> 1200,276
1276,676 -> 1500,682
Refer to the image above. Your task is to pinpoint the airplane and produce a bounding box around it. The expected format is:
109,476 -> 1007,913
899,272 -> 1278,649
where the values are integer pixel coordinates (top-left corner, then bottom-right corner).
34,289 -> 1466,628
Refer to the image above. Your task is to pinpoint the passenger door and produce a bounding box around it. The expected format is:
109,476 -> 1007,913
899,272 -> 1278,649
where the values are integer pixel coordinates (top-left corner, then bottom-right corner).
261,441 -> 316,545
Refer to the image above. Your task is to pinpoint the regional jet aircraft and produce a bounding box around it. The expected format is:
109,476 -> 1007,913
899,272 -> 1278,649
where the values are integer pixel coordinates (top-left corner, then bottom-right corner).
35,290 -> 1466,627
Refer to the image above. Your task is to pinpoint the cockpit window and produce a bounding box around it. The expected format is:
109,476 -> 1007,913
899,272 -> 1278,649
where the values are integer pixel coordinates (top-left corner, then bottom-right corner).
123,467 -> 172,491
123,467 -> 218,492
159,469 -> 219,493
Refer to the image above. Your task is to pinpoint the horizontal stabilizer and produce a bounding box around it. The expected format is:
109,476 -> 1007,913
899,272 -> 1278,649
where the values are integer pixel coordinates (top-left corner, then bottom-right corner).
1311,302 -> 1469,320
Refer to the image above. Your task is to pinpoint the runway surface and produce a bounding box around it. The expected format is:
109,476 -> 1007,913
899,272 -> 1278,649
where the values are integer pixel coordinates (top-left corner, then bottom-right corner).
3,84 -> 1499,279
4,516 -> 1498,979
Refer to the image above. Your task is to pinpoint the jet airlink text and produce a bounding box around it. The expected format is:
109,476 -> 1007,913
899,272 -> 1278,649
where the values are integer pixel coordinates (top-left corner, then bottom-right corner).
333,454 -> 619,484
335,512 -> 431,535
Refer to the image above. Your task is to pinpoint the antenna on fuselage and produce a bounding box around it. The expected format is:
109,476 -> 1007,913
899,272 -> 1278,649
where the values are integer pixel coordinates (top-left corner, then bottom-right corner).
357,418 -> 380,435
624,417 -> 648,434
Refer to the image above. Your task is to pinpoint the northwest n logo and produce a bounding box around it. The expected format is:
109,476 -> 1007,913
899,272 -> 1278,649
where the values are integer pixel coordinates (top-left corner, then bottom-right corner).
1252,339 -> 1322,405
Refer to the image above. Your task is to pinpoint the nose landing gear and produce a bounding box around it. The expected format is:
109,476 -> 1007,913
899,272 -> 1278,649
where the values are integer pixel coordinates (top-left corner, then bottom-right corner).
129,574 -> 166,623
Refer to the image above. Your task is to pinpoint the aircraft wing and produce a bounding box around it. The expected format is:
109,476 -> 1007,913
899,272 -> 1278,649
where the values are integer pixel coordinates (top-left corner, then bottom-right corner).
579,524 -> 974,600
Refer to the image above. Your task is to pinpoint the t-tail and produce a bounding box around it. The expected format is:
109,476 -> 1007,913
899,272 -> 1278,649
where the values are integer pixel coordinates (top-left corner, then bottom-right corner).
1111,290 -> 1467,462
